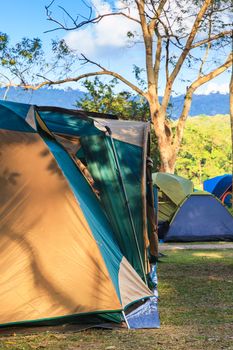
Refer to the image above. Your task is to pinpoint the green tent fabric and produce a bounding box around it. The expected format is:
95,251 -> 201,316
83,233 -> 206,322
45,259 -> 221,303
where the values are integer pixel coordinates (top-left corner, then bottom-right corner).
81,134 -> 146,279
153,172 -> 194,222
0,100 -> 159,329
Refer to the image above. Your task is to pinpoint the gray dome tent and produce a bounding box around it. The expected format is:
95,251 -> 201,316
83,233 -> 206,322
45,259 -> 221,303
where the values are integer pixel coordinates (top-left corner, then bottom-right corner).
164,192 -> 233,242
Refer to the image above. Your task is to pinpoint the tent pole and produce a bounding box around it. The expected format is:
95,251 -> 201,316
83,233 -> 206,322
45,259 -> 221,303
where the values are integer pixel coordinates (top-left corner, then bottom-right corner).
122,311 -> 131,329
105,126 -> 147,284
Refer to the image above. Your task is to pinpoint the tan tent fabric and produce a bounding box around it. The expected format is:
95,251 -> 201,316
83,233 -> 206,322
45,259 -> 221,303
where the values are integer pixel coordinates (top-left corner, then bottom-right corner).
25,106 -> 37,131
0,130 -> 121,325
93,119 -> 149,147
54,134 -> 82,157
118,257 -> 152,308
35,111 -> 53,136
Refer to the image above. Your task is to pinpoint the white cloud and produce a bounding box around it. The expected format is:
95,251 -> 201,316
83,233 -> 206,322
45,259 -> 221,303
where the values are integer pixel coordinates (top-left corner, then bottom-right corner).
65,30 -> 96,55
195,82 -> 229,95
92,0 -> 112,14
64,0 -> 140,57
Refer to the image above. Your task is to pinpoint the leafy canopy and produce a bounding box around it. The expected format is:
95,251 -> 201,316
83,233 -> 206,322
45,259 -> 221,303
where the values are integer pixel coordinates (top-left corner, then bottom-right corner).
76,76 -> 149,121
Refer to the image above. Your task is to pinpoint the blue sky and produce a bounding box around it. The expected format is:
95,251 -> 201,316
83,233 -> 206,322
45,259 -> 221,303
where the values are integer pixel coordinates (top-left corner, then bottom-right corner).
0,0 -> 231,95
1,1 -> 50,41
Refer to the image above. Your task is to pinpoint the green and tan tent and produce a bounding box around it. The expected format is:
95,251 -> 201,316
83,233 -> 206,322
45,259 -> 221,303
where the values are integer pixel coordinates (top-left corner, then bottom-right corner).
153,172 -> 194,223
0,100 -> 159,329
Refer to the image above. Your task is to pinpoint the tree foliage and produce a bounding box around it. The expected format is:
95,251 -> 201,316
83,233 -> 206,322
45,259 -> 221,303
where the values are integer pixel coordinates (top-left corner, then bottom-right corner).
77,77 -> 149,120
176,115 -> 231,186
0,32 -> 76,89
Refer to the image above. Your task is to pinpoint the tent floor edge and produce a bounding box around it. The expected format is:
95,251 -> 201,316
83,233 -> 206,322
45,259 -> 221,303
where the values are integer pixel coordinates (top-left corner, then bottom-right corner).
0,310 -> 124,330
0,321 -> 126,336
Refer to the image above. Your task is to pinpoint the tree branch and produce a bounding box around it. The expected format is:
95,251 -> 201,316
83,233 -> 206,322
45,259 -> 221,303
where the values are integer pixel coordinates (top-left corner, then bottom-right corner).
169,0 -> 213,85
197,7 -> 213,78
191,30 -> 232,49
165,38 -> 170,82
136,0 -> 155,90
230,62 -> 233,208
148,0 -> 168,33
192,53 -> 232,90
173,52 -> 232,153
45,2 -> 140,33
80,54 -> 106,70
160,0 -> 213,118
153,28 -> 162,96
9,69 -> 145,97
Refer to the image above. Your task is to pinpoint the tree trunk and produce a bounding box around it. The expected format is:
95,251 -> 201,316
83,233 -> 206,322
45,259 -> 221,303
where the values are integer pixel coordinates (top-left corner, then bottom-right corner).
157,136 -> 176,173
150,102 -> 177,173
230,70 -> 233,208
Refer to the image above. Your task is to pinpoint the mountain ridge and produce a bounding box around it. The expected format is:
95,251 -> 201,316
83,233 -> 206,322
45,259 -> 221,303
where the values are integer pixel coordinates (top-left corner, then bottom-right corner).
0,87 -> 229,119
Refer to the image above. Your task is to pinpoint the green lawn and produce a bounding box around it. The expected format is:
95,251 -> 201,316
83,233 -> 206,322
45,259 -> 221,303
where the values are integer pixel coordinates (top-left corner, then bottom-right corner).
0,249 -> 233,350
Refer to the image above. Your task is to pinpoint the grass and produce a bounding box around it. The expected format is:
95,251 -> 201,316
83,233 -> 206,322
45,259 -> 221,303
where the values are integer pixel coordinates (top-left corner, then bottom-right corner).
0,249 -> 233,350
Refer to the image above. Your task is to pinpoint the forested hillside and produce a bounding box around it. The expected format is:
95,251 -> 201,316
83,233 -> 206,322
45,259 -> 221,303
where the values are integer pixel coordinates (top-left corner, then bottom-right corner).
175,115 -> 231,187
0,87 -> 230,119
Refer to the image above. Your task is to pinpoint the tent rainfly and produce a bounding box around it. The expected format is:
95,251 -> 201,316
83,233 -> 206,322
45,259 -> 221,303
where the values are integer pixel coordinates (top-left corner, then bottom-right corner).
164,192 -> 233,242
0,100 -> 159,329
204,174 -> 232,206
152,172 -> 194,223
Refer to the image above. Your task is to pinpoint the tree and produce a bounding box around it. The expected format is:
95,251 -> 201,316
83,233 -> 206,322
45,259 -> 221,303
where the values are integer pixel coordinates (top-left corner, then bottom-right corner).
1,0 -> 232,172
230,62 -> 233,208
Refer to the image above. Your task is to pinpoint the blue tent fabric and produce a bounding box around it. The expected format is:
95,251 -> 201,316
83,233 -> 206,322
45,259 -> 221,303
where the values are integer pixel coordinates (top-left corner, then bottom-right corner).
164,194 -> 233,242
204,175 -> 232,198
38,110 -> 102,137
0,100 -> 31,120
0,102 -> 34,132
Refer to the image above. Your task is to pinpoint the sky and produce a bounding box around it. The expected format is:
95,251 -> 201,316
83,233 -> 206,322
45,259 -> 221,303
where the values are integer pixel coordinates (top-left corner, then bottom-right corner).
0,0 -> 231,96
